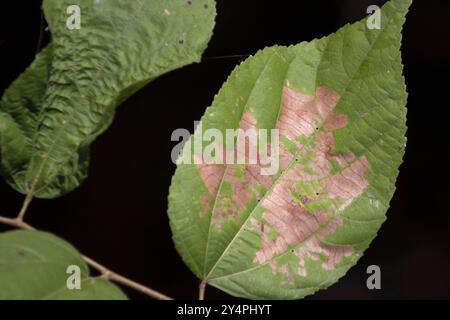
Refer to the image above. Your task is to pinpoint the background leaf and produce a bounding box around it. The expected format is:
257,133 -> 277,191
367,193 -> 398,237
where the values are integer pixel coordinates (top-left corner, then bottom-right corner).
168,0 -> 410,299
0,230 -> 126,299
0,0 -> 216,198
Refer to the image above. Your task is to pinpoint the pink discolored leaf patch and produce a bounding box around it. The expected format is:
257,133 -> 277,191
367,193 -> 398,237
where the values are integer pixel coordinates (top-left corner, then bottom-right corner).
253,86 -> 370,276
198,85 -> 370,276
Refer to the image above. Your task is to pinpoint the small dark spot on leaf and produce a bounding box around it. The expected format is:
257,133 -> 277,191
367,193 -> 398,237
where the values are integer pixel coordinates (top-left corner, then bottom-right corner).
187,0 -> 192,5
204,4 -> 209,9
178,39 -> 184,44
17,251 -> 25,256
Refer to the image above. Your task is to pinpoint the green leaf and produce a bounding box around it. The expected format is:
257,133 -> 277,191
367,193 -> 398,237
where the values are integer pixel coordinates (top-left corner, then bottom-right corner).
168,0 -> 410,299
0,0 -> 216,198
0,230 -> 126,300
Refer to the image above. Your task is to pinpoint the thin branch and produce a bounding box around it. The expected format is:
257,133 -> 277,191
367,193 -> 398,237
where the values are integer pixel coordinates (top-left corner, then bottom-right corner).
82,255 -> 172,300
199,279 -> 207,300
0,215 -> 172,300
17,193 -> 33,222
0,216 -> 34,230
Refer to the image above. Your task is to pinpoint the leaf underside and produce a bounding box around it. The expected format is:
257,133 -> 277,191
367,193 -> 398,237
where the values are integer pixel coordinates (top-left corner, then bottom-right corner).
0,0 -> 216,199
168,0 -> 410,299
0,230 -> 126,300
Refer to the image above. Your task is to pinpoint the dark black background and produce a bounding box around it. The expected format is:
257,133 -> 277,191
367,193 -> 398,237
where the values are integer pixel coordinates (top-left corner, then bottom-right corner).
0,0 -> 449,300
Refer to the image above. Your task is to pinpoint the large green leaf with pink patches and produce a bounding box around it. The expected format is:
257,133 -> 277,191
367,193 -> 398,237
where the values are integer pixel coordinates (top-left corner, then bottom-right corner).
0,0 -> 215,199
168,0 -> 410,299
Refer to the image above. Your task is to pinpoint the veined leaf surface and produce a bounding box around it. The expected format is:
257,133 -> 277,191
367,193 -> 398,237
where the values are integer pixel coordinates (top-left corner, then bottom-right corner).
0,0 -> 216,198
0,230 -> 126,299
168,0 -> 410,299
